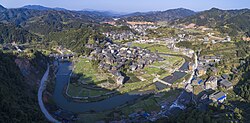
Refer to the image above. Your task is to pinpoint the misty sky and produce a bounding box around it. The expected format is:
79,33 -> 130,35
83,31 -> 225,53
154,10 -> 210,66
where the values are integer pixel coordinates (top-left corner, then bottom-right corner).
0,0 -> 249,12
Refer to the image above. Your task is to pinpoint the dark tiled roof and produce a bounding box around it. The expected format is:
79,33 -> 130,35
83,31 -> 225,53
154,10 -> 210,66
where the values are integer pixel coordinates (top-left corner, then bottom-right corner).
220,79 -> 232,88
162,71 -> 186,84
155,82 -> 168,90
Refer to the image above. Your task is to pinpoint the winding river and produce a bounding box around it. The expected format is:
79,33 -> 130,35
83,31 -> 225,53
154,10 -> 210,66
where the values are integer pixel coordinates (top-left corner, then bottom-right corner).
52,53 -> 190,113
53,62 -> 140,113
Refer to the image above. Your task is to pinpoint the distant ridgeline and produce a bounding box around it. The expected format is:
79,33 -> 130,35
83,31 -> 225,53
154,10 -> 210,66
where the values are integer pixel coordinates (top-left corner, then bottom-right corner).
120,8 -> 196,22
0,51 -> 48,122
0,4 -> 129,51
177,8 -> 250,37
0,4 -> 249,45
0,4 -> 109,35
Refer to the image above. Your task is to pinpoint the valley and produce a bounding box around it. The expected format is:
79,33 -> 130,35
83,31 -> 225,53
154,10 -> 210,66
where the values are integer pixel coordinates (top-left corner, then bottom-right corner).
0,3 -> 250,123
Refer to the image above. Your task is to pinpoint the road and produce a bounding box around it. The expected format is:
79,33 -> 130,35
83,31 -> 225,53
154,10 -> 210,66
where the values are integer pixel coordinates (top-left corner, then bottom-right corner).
187,53 -> 198,84
38,64 -> 60,123
148,52 -> 197,121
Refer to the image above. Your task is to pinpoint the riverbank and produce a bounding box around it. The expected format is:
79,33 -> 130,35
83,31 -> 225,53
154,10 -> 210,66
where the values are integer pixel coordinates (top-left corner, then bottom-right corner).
52,61 -> 142,113
50,50 -> 195,122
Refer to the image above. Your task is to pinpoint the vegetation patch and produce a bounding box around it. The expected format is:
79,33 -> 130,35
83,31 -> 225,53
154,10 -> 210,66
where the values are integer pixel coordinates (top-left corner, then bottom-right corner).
73,58 -> 112,84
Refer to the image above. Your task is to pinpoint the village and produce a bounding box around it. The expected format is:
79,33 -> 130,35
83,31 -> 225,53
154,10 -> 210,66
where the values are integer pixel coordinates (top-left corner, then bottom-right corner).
2,20 -> 237,122
187,54 -> 233,103
1,1 -> 250,123
3,20 -> 237,122
86,40 -> 164,85
100,21 -> 240,121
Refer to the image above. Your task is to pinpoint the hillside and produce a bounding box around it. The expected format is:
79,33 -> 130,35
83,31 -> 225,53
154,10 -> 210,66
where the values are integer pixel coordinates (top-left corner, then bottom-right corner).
6,9 -> 94,35
121,8 -> 196,22
0,5 -> 98,35
45,26 -> 107,53
20,10 -> 95,35
178,8 -> 250,36
0,51 -> 48,122
22,5 -> 67,11
0,5 -> 6,12
0,23 -> 40,44
77,10 -> 115,21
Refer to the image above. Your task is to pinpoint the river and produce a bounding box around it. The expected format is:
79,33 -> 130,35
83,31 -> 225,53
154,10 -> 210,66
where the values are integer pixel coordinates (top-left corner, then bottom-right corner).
53,62 -> 140,113
52,53 -> 191,113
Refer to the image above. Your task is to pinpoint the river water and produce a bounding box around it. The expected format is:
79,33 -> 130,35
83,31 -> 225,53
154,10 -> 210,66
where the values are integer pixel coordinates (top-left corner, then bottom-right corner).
53,62 -> 140,113
53,53 -> 190,113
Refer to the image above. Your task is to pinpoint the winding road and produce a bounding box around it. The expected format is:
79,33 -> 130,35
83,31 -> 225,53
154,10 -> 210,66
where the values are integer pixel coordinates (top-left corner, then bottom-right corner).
38,64 -> 60,123
189,53 -> 198,83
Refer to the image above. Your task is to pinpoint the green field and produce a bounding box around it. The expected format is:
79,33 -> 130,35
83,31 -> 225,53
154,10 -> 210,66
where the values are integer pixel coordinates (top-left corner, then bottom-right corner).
67,83 -> 110,97
75,89 -> 182,122
152,56 -> 182,67
143,55 -> 184,79
119,80 -> 153,93
73,58 -> 112,84
146,27 -> 180,38
69,46 -> 185,97
132,43 -> 176,54
119,55 -> 184,93
120,89 -> 181,115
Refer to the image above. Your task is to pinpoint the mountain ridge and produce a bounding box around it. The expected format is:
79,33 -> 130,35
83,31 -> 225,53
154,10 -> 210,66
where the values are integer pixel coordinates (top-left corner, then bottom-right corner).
0,4 -> 6,12
22,5 -> 67,11
120,8 -> 196,22
177,7 -> 250,36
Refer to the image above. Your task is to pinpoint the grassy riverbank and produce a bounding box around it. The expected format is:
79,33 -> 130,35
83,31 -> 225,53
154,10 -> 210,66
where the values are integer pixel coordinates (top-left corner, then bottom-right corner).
74,89 -> 182,122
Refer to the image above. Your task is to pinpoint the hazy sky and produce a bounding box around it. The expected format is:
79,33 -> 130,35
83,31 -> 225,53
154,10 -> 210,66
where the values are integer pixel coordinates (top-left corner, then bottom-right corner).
0,0 -> 249,12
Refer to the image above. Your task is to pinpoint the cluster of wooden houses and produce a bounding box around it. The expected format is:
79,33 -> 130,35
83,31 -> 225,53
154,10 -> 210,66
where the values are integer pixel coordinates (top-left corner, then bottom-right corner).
187,55 -> 234,103
190,74 -> 233,90
87,41 -> 163,85
188,55 -> 223,77
103,31 -> 138,41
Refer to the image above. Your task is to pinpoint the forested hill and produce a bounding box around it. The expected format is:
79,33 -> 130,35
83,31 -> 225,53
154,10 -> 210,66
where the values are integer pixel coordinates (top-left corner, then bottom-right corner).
0,5 -> 99,35
46,26 -> 108,53
235,54 -> 250,101
0,5 -> 6,12
121,8 -> 196,22
177,8 -> 250,36
22,5 -> 67,11
0,51 -> 47,122
0,23 -> 40,44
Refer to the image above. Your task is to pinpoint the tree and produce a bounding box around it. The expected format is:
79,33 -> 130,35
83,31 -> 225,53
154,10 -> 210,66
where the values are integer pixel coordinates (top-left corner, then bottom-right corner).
206,68 -> 215,76
204,114 -> 211,123
220,105 -> 225,110
197,118 -> 203,123
0,52 -> 47,122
